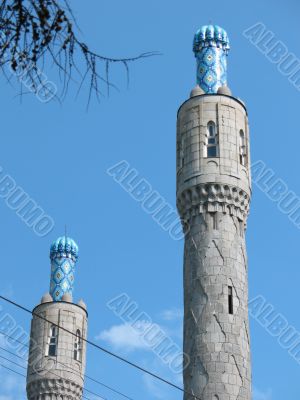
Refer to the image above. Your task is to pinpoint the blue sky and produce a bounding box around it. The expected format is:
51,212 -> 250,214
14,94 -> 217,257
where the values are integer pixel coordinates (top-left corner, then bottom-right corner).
0,0 -> 299,399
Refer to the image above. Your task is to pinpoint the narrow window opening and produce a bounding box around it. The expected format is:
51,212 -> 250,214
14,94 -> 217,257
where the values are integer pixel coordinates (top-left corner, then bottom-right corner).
239,130 -> 247,166
228,286 -> 233,314
46,325 -> 57,357
74,329 -> 82,362
206,121 -> 218,158
180,137 -> 185,168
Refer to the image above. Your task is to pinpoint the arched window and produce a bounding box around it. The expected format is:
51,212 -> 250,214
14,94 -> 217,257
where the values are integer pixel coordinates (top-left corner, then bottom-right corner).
206,121 -> 218,157
74,329 -> 82,362
239,130 -> 247,166
46,325 -> 57,357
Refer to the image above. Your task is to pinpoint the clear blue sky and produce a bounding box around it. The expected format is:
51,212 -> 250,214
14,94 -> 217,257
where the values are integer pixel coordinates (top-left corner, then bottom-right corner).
0,0 -> 299,399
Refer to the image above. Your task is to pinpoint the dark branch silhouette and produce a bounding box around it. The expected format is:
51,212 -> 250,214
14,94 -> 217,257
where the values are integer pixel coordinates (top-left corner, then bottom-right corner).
0,0 -> 159,104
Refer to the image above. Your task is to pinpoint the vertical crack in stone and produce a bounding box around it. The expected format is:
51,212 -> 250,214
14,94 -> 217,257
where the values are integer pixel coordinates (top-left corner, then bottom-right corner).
190,278 -> 208,329
229,277 -> 241,305
191,309 -> 198,326
193,358 -> 209,397
231,215 -> 239,234
244,320 -> 250,347
240,244 -> 247,271
239,320 -> 250,363
232,355 -> 243,394
189,388 -> 196,400
212,239 -> 224,264
213,313 -> 226,341
185,344 -> 209,399
192,236 -> 198,250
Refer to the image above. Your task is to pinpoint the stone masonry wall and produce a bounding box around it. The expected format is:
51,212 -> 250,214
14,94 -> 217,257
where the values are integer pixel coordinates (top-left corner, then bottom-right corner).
177,93 -> 252,400
27,301 -> 87,400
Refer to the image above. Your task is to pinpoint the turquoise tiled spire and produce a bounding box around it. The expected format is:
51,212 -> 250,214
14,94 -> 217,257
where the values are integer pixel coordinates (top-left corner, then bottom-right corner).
49,236 -> 79,301
193,25 -> 230,94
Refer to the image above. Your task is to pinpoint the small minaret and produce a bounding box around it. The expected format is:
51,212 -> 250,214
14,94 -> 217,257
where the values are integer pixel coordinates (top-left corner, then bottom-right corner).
177,25 -> 251,400
26,236 -> 88,400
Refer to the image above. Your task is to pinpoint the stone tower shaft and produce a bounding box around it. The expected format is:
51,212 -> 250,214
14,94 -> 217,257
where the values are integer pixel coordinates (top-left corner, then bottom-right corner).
177,90 -> 252,400
27,301 -> 88,400
26,237 -> 87,400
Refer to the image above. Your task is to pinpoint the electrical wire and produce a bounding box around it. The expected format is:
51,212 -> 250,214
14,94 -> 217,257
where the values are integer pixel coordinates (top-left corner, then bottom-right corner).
0,351 -> 106,400
0,360 -> 95,400
0,295 -> 200,400
0,331 -> 135,400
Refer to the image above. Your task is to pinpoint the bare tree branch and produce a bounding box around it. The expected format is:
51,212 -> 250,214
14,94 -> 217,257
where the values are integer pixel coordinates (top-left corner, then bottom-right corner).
0,0 -> 160,104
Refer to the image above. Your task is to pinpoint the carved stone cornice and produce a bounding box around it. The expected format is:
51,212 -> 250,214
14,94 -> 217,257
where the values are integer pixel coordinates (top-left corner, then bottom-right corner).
27,378 -> 83,399
177,183 -> 250,221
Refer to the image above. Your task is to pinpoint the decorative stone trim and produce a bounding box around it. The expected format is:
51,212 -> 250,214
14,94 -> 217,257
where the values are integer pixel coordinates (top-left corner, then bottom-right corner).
177,183 -> 250,222
27,378 -> 83,399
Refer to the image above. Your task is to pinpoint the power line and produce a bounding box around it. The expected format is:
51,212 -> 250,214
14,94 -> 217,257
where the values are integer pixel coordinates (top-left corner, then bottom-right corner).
0,360 -> 94,400
0,347 -> 107,400
0,353 -> 27,371
0,295 -> 200,400
0,331 -> 135,400
0,343 -> 25,361
0,361 -> 26,378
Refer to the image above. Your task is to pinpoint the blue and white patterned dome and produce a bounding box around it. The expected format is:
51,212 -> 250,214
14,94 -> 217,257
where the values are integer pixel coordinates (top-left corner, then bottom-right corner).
50,236 -> 79,261
193,25 -> 230,52
193,25 -> 230,94
49,236 -> 79,302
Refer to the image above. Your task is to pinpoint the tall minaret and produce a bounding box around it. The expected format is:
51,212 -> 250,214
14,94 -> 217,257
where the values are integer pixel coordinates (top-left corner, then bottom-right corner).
177,25 -> 251,400
26,236 -> 88,400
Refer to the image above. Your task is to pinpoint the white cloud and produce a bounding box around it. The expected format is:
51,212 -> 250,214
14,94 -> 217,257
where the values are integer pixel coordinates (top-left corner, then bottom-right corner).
253,387 -> 272,400
98,307 -> 184,355
96,322 -> 152,352
97,319 -> 183,399
160,308 -> 183,322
